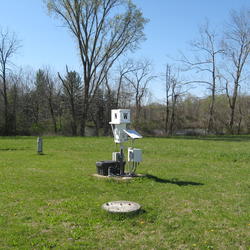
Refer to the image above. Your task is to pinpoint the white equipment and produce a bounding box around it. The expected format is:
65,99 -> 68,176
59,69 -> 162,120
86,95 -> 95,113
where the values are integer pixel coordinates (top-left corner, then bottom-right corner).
110,109 -> 130,143
112,152 -> 121,161
128,148 -> 142,162
110,109 -> 143,175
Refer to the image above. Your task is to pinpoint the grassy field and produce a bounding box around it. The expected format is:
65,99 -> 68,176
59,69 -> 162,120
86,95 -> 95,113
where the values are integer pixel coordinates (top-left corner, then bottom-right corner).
0,136 -> 249,249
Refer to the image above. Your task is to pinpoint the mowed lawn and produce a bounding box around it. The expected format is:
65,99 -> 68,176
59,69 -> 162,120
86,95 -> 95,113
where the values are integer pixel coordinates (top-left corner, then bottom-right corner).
0,136 -> 249,249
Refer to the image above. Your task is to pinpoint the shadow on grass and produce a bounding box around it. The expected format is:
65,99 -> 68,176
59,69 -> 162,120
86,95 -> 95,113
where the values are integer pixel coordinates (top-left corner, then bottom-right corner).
34,153 -> 47,156
145,174 -> 204,186
0,148 -> 29,151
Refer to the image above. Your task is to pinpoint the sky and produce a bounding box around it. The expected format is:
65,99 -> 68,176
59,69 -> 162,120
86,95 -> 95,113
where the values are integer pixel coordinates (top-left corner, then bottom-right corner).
0,0 -> 249,101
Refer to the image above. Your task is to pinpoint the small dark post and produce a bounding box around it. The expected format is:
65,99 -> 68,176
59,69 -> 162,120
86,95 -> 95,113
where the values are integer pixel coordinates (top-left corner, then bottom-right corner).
119,145 -> 124,175
37,137 -> 43,154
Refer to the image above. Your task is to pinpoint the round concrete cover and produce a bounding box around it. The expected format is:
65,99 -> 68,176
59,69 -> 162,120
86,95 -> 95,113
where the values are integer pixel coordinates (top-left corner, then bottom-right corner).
102,201 -> 141,213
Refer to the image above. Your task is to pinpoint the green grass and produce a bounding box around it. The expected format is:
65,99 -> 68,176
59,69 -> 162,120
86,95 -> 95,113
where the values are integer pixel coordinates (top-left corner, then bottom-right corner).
0,136 -> 249,249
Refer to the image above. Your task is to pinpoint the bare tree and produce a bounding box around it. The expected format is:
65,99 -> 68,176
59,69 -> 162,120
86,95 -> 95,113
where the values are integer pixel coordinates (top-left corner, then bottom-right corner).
46,0 -> 148,135
58,67 -> 82,136
114,59 -> 137,108
124,59 -> 155,125
164,64 -> 171,135
163,64 -> 191,135
8,71 -> 22,135
89,87 -> 106,136
169,78 -> 179,135
100,74 -> 114,136
180,21 -> 223,133
170,74 -> 186,135
0,29 -> 20,135
223,9 -> 250,133
44,69 -> 59,134
98,60 -> 136,135
30,68 -> 59,134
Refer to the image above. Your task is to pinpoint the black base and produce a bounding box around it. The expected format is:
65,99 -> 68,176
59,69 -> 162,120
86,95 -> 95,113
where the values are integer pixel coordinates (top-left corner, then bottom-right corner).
96,160 -> 126,176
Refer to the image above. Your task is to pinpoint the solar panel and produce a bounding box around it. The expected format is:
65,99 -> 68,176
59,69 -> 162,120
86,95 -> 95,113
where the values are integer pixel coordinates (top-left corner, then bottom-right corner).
123,129 -> 143,139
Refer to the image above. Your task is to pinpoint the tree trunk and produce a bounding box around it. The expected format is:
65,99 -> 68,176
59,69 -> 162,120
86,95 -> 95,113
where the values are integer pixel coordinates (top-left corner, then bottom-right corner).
237,116 -> 242,135
71,121 -> 77,136
229,80 -> 239,134
165,102 -> 170,135
103,91 -> 112,136
80,100 -> 89,136
12,85 -> 18,136
48,99 -> 57,134
170,95 -> 178,135
3,70 -> 9,135
93,117 -> 99,136
207,59 -> 216,134
70,97 -> 77,136
207,94 -> 215,134
80,112 -> 86,136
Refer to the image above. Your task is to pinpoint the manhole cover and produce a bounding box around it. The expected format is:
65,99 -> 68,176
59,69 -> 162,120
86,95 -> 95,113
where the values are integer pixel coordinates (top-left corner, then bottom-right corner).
102,201 -> 141,213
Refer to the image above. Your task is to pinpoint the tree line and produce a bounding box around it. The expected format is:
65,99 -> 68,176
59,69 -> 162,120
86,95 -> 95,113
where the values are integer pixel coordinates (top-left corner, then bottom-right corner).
0,1 -> 249,136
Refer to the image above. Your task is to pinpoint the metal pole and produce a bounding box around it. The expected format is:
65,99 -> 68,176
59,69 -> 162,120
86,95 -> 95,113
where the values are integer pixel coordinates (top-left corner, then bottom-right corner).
119,143 -> 124,176
37,137 -> 43,154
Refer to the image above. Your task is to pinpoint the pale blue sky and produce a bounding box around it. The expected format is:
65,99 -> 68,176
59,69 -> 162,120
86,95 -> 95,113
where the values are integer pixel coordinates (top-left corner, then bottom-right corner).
0,0 -> 249,99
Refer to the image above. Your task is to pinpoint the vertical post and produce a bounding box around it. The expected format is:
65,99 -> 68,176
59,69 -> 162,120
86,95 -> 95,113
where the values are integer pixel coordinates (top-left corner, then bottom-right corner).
130,139 -> 135,175
37,137 -> 43,154
132,139 -> 135,149
119,143 -> 124,176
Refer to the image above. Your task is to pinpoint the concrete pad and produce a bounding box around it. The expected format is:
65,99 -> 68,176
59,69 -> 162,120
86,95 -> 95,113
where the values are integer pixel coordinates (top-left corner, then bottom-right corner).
102,201 -> 141,213
92,173 -> 146,181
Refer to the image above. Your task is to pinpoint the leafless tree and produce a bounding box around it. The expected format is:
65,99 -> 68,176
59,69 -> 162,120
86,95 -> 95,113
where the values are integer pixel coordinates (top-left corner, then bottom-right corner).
114,59 -> 138,108
98,60 -> 136,135
44,69 -> 59,134
222,9 -> 250,133
0,29 -> 20,135
124,59 -> 155,125
163,64 -> 192,135
8,71 -> 22,135
29,68 -> 59,134
180,21 -> 223,133
170,74 -> 187,135
58,67 -> 82,136
164,64 -> 171,135
46,0 -> 148,135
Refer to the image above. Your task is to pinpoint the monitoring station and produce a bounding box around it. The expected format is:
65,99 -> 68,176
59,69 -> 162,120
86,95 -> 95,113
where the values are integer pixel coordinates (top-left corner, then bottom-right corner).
96,109 -> 143,177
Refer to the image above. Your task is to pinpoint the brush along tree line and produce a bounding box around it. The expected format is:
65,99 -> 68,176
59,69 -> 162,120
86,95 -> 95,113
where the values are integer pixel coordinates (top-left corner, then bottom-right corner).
0,1 -> 249,136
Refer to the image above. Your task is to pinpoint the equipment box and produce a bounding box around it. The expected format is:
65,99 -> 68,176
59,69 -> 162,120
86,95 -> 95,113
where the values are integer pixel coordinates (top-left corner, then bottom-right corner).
128,148 -> 142,162
110,109 -> 130,124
